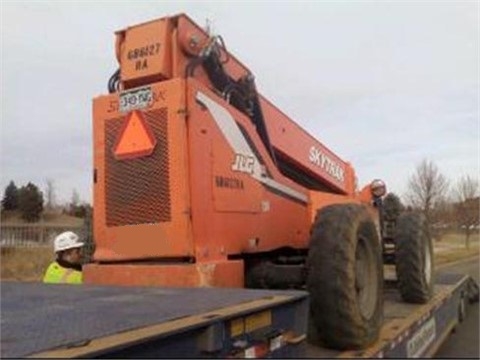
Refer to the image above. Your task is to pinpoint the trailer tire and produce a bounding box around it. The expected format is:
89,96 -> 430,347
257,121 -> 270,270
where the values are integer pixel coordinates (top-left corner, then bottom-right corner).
395,213 -> 434,303
306,203 -> 383,350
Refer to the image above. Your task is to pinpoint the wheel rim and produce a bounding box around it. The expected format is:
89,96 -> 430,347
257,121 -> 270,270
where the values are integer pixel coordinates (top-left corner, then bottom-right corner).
424,237 -> 432,285
355,234 -> 377,319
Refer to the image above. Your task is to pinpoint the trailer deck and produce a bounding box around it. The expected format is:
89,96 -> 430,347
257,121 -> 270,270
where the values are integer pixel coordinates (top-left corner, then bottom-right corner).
1,283 -> 308,358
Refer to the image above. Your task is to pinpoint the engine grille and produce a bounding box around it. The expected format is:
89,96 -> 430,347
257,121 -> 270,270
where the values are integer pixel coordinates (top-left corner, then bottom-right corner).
105,108 -> 170,227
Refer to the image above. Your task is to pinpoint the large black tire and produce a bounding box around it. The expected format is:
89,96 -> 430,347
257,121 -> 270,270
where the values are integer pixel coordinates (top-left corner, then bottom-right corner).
306,204 -> 383,350
394,213 -> 434,303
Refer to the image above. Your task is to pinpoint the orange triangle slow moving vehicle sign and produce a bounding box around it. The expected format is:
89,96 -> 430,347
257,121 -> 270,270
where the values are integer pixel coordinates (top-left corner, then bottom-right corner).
113,110 -> 157,160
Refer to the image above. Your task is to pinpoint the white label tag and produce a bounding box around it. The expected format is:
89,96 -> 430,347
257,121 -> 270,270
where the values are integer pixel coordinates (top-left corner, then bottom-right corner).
119,87 -> 152,113
407,318 -> 436,358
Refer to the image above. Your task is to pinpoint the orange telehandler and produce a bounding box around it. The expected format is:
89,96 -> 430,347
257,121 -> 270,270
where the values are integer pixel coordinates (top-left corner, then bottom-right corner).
85,13 -> 435,350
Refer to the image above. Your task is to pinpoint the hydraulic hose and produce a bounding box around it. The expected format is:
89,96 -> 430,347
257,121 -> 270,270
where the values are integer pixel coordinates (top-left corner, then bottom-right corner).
107,68 -> 120,94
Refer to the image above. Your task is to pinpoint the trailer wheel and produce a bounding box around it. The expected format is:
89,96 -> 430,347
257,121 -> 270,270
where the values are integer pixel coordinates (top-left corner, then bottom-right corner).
394,213 -> 434,303
306,204 -> 383,350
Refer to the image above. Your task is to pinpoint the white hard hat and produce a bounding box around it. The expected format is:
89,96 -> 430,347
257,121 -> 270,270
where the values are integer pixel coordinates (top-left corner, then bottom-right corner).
54,231 -> 84,253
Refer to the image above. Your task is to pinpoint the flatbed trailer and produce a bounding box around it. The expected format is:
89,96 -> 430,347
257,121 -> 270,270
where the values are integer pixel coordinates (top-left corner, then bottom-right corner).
1,271 -> 477,358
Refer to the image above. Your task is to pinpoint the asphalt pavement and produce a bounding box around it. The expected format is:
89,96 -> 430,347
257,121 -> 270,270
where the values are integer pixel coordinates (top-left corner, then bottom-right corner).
434,257 -> 479,358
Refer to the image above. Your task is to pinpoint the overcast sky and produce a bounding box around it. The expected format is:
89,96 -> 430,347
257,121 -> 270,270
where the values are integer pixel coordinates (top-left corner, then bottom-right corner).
1,1 -> 478,204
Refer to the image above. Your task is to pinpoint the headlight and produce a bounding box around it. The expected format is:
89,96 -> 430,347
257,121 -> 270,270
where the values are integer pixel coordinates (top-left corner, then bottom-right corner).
370,179 -> 386,198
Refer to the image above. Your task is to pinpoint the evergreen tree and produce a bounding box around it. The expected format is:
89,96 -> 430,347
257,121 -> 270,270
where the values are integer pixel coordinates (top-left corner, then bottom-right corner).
18,182 -> 44,222
1,181 -> 19,211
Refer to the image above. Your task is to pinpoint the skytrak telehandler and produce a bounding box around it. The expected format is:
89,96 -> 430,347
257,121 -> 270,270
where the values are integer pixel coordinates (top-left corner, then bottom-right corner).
85,13 -> 434,350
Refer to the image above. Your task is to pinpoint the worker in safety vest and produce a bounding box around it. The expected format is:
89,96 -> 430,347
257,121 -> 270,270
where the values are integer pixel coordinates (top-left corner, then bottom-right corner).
43,231 -> 84,284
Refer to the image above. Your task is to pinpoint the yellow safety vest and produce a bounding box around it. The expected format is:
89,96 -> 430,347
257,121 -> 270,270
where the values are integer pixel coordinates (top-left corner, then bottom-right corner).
43,262 -> 83,284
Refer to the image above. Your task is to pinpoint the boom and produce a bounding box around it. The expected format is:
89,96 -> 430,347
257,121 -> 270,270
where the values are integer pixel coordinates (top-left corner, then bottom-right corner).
112,14 -> 355,195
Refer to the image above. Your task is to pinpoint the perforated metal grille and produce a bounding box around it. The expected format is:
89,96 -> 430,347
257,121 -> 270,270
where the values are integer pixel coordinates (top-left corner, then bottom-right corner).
105,108 -> 170,226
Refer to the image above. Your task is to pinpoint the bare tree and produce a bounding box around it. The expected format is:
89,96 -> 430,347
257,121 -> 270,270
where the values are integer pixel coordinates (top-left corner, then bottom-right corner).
432,195 -> 455,226
45,178 -> 56,211
71,189 -> 80,207
453,175 -> 479,249
406,159 -> 449,237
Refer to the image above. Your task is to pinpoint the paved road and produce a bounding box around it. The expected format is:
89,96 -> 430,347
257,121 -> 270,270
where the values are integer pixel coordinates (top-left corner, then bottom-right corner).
434,257 -> 479,358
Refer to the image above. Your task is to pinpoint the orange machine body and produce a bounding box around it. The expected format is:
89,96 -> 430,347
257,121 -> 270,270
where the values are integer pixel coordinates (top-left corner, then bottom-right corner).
85,14 -> 376,287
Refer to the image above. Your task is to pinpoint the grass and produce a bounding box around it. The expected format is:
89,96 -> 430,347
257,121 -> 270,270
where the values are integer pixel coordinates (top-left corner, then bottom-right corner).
435,232 -> 480,265
1,247 -> 53,282
436,231 -> 480,246
434,231 -> 479,266
1,210 -> 84,226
